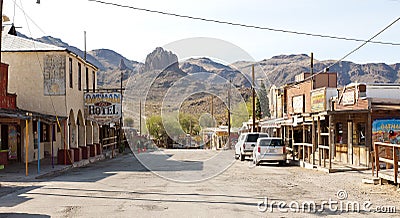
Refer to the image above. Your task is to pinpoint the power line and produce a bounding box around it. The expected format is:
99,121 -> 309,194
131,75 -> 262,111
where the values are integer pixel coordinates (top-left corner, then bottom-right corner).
88,0 -> 400,46
297,17 -> 400,87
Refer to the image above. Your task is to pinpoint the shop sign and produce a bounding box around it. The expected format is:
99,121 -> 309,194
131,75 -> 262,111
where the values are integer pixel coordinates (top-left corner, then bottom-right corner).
342,90 -> 355,105
43,54 -> 66,96
84,92 -> 121,124
372,119 -> 400,144
292,95 -> 304,114
311,89 -> 326,112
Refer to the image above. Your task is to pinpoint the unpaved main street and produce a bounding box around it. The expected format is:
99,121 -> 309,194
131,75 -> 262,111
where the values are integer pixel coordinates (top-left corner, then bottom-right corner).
1,149 -> 400,217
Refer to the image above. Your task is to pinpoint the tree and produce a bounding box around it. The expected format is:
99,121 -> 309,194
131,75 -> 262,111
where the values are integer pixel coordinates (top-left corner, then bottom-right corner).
259,83 -> 271,118
255,97 -> 262,119
124,117 -> 134,127
179,113 -> 198,135
146,115 -> 166,145
231,102 -> 249,127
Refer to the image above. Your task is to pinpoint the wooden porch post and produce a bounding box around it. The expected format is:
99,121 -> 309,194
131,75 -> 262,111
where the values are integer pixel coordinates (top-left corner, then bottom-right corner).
317,116 -> 321,166
312,116 -> 316,165
329,115 -> 333,170
366,111 -> 372,167
302,123 -> 306,160
291,125 -> 295,160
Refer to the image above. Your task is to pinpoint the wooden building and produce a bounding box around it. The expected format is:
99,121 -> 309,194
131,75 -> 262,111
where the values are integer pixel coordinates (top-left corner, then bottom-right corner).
331,83 -> 400,167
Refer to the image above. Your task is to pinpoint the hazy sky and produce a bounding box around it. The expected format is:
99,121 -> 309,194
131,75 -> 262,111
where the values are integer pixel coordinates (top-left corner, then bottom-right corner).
4,0 -> 400,64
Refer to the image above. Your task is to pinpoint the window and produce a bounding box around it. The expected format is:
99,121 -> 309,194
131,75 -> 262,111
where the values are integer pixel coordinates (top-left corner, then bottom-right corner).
78,63 -> 82,91
336,122 -> 343,144
92,71 -> 96,92
69,58 -> 73,88
85,67 -> 89,92
40,123 -> 50,142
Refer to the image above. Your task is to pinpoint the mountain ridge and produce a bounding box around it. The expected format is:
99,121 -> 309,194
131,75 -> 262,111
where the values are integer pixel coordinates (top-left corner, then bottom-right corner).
31,35 -> 400,88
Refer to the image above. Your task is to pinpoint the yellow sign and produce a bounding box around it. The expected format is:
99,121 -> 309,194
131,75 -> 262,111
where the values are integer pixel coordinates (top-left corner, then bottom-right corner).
311,89 -> 325,112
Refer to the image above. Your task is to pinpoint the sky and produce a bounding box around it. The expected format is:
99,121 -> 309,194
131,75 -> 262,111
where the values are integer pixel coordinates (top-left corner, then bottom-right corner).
3,0 -> 400,64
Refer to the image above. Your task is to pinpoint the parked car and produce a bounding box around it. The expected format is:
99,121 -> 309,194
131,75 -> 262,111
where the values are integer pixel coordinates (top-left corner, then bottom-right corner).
252,137 -> 286,166
235,132 -> 269,161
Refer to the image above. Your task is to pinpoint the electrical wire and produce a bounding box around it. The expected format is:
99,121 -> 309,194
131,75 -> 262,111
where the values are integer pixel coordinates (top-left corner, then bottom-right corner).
88,0 -> 400,46
11,0 -> 46,35
16,0 -> 74,164
298,16 -> 400,87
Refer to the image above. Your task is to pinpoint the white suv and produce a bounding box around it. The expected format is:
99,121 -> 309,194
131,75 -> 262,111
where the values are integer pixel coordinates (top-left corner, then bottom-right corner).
253,137 -> 286,166
235,132 -> 269,161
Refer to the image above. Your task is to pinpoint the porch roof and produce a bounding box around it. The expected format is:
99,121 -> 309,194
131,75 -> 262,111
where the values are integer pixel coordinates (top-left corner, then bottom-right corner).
0,108 -> 67,123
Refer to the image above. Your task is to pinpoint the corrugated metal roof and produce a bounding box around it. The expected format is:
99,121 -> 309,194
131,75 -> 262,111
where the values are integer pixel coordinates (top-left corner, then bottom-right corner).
1,33 -> 66,52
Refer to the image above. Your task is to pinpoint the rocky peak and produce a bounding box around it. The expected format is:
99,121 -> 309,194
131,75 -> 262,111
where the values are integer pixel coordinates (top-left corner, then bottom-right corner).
143,47 -> 179,72
119,58 -> 127,70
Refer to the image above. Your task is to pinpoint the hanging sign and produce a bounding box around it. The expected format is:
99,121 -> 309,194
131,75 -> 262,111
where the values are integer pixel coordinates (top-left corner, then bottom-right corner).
84,92 -> 122,124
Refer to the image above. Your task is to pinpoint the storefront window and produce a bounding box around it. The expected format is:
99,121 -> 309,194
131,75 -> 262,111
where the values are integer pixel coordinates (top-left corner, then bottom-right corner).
357,123 -> 366,145
336,122 -> 343,144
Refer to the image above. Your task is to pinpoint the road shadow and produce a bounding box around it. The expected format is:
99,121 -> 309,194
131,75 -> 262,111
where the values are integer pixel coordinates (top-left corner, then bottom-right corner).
48,152 -> 203,183
0,213 -> 50,218
0,185 -> 41,207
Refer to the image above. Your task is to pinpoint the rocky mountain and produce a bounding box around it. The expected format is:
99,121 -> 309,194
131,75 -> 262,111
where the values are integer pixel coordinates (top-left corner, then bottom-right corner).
32,35 -> 400,90
35,36 -> 104,70
231,54 -> 400,87
180,57 -> 251,88
144,47 -> 179,72
88,49 -> 142,87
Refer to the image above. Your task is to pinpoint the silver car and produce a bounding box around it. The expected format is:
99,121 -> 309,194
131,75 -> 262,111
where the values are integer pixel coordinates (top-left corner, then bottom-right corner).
235,132 -> 269,161
252,137 -> 286,166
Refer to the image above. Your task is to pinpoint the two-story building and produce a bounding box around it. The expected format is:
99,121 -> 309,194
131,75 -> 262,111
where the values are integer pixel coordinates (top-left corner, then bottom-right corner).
1,31 -> 100,164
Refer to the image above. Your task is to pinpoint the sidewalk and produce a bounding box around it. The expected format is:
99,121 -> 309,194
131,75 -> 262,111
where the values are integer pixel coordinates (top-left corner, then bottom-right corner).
0,153 -> 106,183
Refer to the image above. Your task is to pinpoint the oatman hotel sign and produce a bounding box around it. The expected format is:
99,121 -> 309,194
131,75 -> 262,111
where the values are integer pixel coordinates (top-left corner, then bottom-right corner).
84,92 -> 122,125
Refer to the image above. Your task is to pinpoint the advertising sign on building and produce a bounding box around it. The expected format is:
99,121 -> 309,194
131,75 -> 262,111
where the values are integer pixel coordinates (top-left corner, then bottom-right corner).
84,92 -> 122,124
342,90 -> 355,105
311,89 -> 326,112
43,54 -> 66,96
292,95 -> 304,114
372,119 -> 400,144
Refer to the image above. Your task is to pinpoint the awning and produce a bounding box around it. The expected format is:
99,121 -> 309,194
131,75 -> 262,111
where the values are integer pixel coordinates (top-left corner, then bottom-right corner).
0,108 -> 67,123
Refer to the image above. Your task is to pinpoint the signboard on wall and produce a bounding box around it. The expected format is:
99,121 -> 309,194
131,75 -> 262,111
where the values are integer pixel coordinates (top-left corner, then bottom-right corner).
311,89 -> 326,112
84,92 -> 122,124
372,119 -> 400,144
43,54 -> 66,96
292,95 -> 304,114
342,90 -> 355,105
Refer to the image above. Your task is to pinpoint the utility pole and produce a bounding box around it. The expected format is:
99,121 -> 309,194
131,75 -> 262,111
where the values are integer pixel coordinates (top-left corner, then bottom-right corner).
228,80 -> 231,149
119,71 -> 123,153
211,95 -> 214,126
84,31 -> 87,61
252,64 -> 256,132
139,99 -> 142,136
311,52 -> 314,90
